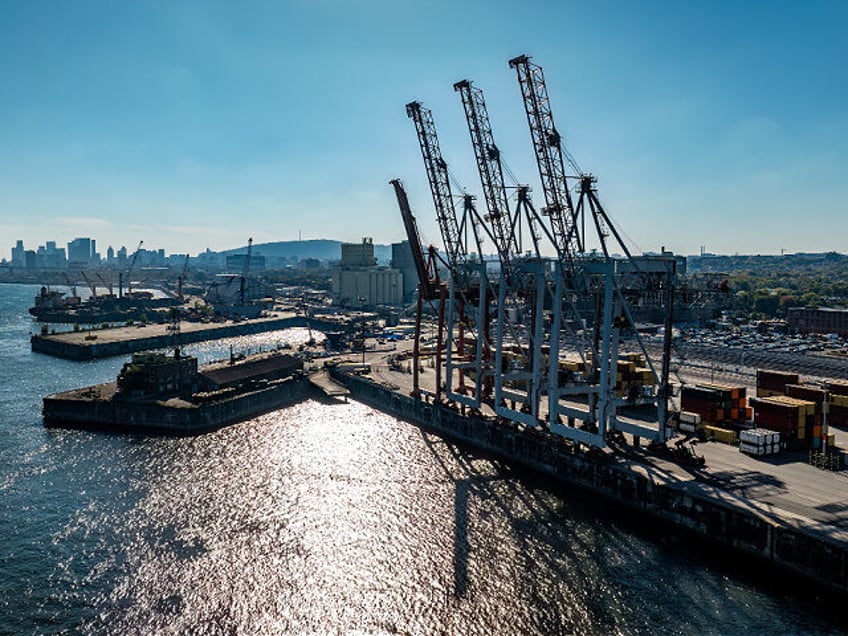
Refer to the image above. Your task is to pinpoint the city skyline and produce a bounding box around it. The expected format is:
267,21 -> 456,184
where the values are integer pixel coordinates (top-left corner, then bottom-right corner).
1,1 -> 846,256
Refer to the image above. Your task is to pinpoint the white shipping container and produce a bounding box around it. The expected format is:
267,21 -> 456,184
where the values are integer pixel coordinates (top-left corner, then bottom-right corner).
740,428 -> 780,447
740,442 -> 766,456
680,411 -> 702,425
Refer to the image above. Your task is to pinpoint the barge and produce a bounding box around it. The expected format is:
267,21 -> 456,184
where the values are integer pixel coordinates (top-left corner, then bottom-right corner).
43,349 -> 310,434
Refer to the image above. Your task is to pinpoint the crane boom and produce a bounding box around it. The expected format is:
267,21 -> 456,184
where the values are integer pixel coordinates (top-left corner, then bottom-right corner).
405,101 -> 465,269
239,238 -> 253,306
95,272 -> 113,296
126,240 -> 143,295
453,80 -> 516,269
79,271 -> 97,297
509,54 -> 581,263
390,179 -> 436,299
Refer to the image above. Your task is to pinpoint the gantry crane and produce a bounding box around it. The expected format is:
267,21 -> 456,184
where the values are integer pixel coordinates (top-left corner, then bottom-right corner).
390,179 -> 446,400
509,54 -> 670,446
405,100 -> 494,408
454,79 -> 550,426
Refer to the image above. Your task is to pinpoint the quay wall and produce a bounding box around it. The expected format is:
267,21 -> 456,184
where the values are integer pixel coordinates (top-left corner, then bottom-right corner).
30,316 -> 342,360
43,376 -> 311,434
329,367 -> 848,594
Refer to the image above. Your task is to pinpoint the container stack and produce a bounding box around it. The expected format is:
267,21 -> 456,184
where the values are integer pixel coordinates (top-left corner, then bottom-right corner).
749,395 -> 815,446
558,356 -> 590,384
615,352 -> 655,399
680,383 -> 749,424
678,411 -> 703,434
756,369 -> 799,397
704,424 -> 738,444
825,380 -> 848,428
739,428 -> 781,456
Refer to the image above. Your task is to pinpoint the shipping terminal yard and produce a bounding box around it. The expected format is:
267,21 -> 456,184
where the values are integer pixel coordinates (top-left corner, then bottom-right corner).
18,53 -> 848,598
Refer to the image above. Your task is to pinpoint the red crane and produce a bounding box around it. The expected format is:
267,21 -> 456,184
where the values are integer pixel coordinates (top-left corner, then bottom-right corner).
390,179 -> 446,400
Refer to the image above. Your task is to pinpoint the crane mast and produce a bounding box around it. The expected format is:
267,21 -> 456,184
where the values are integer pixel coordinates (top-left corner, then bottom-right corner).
125,240 -> 143,297
405,102 -> 466,269
178,255 -> 189,301
453,80 -> 517,268
509,54 -> 582,263
239,238 -> 253,306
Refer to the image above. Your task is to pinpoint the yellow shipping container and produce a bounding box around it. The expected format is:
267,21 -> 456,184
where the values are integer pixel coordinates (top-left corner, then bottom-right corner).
705,425 -> 738,445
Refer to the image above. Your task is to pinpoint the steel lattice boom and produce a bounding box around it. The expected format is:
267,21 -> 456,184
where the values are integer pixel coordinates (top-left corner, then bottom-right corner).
509,54 -> 582,263
453,80 -> 517,269
405,102 -> 466,269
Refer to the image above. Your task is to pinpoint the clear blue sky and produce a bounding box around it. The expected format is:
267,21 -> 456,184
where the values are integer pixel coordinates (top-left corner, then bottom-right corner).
1,0 -> 846,257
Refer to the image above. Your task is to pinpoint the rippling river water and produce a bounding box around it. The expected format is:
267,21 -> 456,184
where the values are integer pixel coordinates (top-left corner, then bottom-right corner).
0,283 -> 845,635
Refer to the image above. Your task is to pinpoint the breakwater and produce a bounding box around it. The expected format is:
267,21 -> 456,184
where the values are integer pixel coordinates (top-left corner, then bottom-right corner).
329,365 -> 848,594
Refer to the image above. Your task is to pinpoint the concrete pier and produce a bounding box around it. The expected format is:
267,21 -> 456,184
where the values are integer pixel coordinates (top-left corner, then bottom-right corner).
31,314 -> 315,360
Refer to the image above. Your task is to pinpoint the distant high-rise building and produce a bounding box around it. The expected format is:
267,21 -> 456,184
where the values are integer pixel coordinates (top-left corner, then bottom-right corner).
11,240 -> 24,267
36,242 -> 67,269
107,246 -> 115,262
67,237 -> 94,265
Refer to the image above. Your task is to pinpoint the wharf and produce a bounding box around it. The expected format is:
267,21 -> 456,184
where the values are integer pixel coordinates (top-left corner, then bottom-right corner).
308,369 -> 350,398
31,314 -> 312,360
328,342 -> 848,595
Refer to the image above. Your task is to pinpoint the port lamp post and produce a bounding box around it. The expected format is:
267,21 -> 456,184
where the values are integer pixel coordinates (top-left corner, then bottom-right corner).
823,387 -> 829,456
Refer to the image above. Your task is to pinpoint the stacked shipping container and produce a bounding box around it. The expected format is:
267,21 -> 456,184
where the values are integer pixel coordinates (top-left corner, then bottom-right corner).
680,383 -> 750,424
756,370 -> 799,397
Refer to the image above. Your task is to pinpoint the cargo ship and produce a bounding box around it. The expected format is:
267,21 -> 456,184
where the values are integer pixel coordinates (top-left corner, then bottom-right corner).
30,286 -> 181,323
42,349 -> 310,434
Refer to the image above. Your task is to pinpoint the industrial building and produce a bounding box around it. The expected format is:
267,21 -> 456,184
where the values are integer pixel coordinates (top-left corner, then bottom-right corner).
787,307 -> 848,336
391,241 -> 418,303
332,238 -> 403,308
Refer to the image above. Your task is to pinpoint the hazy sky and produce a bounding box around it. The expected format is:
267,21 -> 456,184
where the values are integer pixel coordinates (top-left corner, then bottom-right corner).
1,1 -> 846,257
